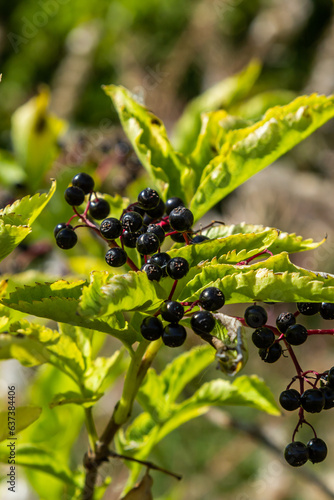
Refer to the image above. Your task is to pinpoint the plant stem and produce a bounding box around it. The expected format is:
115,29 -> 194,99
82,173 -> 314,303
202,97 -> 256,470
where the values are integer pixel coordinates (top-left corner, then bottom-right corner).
84,407 -> 98,452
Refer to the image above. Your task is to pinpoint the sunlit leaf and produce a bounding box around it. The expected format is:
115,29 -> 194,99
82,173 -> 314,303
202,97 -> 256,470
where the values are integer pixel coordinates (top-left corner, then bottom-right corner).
0,406 -> 42,442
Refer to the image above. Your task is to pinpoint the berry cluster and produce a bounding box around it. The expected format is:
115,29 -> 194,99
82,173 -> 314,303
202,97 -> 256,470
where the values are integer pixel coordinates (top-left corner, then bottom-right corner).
243,301 -> 334,466
141,287 -> 225,348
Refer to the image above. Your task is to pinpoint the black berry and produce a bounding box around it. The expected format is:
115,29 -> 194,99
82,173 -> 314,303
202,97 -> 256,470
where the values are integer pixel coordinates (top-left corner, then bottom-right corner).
327,367 -> 334,388
137,188 -> 160,210
100,218 -> 123,240
191,235 -> 210,244
170,232 -> 187,243
145,199 -> 165,219
284,442 -> 309,467
136,233 -> 160,255
148,252 -> 171,276
54,222 -> 73,237
89,198 -> 110,220
307,438 -> 328,463
140,316 -> 163,341
141,263 -> 163,282
162,323 -> 187,347
244,305 -> 268,328
191,311 -> 216,334
199,287 -> 225,311
297,302 -> 321,316
279,389 -> 301,411
161,301 -> 184,323
146,224 -> 165,244
64,186 -> 85,206
259,342 -> 282,363
320,386 -> 334,409
252,327 -> 275,348
276,312 -> 296,333
165,197 -> 184,215
166,257 -> 189,280
105,247 -> 127,267
121,212 -> 143,233
72,172 -> 94,194
169,206 -> 194,232
285,324 -> 308,346
300,389 -> 325,413
320,303 -> 334,320
122,230 -> 142,248
55,227 -> 77,249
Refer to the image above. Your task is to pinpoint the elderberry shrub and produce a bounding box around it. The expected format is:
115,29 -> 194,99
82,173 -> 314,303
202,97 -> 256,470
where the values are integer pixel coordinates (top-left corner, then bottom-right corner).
65,186 -> 85,206
121,212 -> 143,232
56,227 -> 77,249
148,252 -> 171,276
259,342 -> 282,363
244,305 -> 267,328
141,263 -> 163,282
169,206 -> 194,232
307,438 -> 328,463
285,324 -> 308,346
137,188 -> 160,210
297,302 -> 321,316
191,311 -> 215,334
140,316 -> 163,341
136,233 -> 160,255
165,196 -> 184,215
251,327 -> 275,349
191,234 -> 210,244
122,230 -> 142,248
100,218 -> 123,240
300,389 -> 325,413
105,247 -> 127,267
145,199 -> 165,219
146,224 -> 165,244
54,222 -> 72,237
320,386 -> 334,409
319,302 -> 334,320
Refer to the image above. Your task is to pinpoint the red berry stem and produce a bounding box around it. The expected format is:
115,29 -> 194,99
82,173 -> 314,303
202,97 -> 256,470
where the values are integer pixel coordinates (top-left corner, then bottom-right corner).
307,329 -> 334,335
182,232 -> 191,245
236,249 -> 273,266
168,280 -> 178,301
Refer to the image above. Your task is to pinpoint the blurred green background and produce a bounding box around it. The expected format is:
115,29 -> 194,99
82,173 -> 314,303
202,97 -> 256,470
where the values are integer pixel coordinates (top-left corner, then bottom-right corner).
1,1 -> 334,499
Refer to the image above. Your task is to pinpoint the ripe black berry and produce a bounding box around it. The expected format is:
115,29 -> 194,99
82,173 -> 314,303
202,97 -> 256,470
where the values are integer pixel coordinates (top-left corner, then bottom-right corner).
145,199 -> 165,219
146,224 -> 165,244
89,198 -> 110,220
169,206 -> 194,232
136,233 -> 160,255
259,342 -> 282,363
141,263 -> 163,282
121,212 -> 143,233
166,257 -> 189,280
320,302 -> 334,320
161,301 -> 184,323
72,172 -> 94,194
244,305 -> 267,328
122,230 -> 142,248
307,438 -> 328,463
140,316 -> 163,341
327,367 -> 334,388
284,442 -> 309,467
170,232 -> 187,243
165,197 -> 184,215
191,311 -> 216,334
191,235 -> 210,244
148,252 -> 171,276
285,324 -> 308,346
137,188 -> 160,210
276,312 -> 296,333
199,287 -> 225,311
279,389 -> 301,411
100,218 -> 123,240
55,227 -> 77,249
297,302 -> 321,316
320,386 -> 334,409
162,323 -> 187,347
105,247 -> 127,267
252,327 -> 275,348
64,186 -> 85,206
54,222 -> 73,237
300,389 -> 325,413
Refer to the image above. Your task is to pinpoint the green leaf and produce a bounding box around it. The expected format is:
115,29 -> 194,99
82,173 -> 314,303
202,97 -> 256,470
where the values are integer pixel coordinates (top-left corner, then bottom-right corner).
78,270 -> 164,319
0,406 -> 42,442
1,279 -> 137,345
84,350 -> 126,393
0,223 -> 31,262
172,60 -> 261,154
190,94 -> 334,221
49,391 -> 103,409
103,85 -> 195,203
230,89 -> 297,120
179,252 -> 334,304
0,150 -> 26,187
0,444 -> 79,487
11,89 -> 66,190
204,222 -> 326,254
169,229 -> 278,267
0,179 -> 56,225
